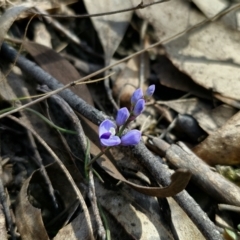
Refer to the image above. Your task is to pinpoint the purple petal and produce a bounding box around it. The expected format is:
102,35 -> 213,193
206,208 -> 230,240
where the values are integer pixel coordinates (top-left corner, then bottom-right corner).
99,119 -> 116,138
131,88 -> 143,105
100,132 -> 111,139
116,107 -> 130,126
121,130 -> 141,146
133,99 -> 145,116
100,136 -> 121,146
145,85 -> 155,97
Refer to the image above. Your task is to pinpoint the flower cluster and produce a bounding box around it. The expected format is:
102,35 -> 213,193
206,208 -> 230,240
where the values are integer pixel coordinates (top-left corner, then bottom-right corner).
99,85 -> 155,147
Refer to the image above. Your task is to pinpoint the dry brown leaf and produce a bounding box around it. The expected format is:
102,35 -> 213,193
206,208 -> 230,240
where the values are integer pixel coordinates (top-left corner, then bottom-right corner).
195,104 -> 237,134
133,0 -> 204,40
0,70 -> 19,104
192,0 -> 229,18
194,110 -> 240,165
84,0 -> 133,64
15,162 -> 81,239
158,98 -> 210,116
98,155 -> 191,197
158,99 -> 237,134
165,20 -> 240,101
96,179 -> 174,240
198,1 -> 240,33
32,163 -> 78,218
112,56 -> 139,107
167,198 -> 205,240
0,3 -> 33,47
152,56 -> 211,100
22,41 -> 93,105
133,0 -> 240,101
33,22 -> 52,48
15,171 -> 49,240
53,209 -> 97,240
214,93 -> 240,109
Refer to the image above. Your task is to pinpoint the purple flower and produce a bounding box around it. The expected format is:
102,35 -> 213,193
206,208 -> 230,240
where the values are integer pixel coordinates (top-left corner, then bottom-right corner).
145,85 -> 155,97
133,99 -> 145,116
99,120 -> 121,146
131,88 -> 143,105
121,130 -> 141,146
116,107 -> 130,126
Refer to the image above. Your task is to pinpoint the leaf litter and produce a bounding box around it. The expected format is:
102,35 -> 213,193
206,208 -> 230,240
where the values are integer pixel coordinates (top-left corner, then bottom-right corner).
0,1 -> 240,239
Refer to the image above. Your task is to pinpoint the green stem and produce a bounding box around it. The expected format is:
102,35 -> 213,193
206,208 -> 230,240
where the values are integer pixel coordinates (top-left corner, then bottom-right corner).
87,146 -> 111,168
0,107 -> 76,134
25,108 -> 76,134
84,139 -> 104,182
92,168 -> 104,183
98,203 -> 111,240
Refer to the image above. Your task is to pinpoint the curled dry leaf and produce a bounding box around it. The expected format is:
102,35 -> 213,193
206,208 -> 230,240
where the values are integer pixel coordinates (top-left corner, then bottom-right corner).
15,171 -> 49,240
98,156 -> 191,197
194,111 -> 240,165
15,163 -> 80,239
0,3 -> 33,47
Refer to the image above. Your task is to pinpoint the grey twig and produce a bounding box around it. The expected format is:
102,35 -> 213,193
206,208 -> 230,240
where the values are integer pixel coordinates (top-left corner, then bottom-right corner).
26,127 -> 59,209
30,0 -> 169,19
131,142 -> 223,240
88,170 -> 106,240
104,72 -> 119,111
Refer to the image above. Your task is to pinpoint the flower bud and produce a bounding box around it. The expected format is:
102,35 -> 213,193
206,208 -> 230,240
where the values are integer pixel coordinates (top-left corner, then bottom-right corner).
133,99 -> 145,116
145,84 -> 155,97
131,88 -> 143,105
121,130 -> 141,146
116,107 -> 130,126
